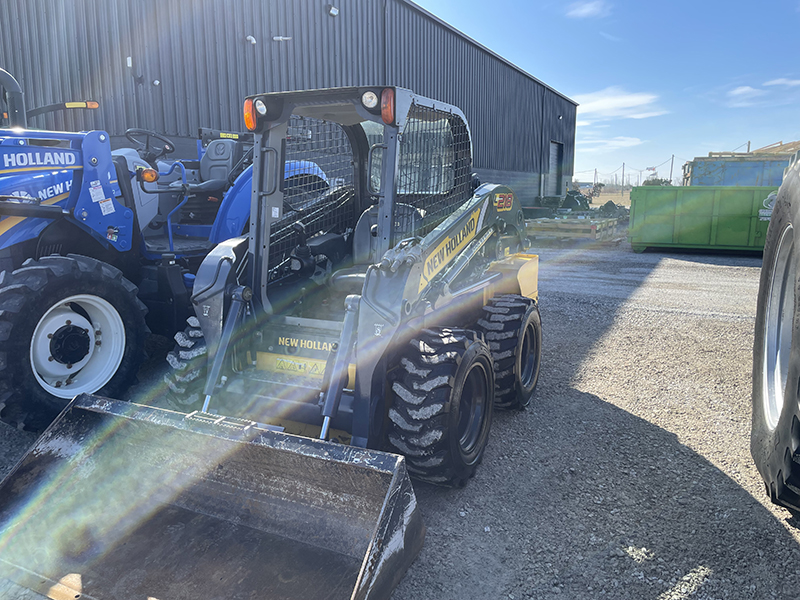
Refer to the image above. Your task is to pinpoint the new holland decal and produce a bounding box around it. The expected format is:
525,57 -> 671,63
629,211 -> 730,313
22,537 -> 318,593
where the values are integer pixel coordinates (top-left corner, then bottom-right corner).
418,208 -> 482,292
1,150 -> 79,173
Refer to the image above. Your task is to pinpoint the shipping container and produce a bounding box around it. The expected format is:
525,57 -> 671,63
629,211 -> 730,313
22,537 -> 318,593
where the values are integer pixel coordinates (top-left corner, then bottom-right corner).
682,155 -> 790,187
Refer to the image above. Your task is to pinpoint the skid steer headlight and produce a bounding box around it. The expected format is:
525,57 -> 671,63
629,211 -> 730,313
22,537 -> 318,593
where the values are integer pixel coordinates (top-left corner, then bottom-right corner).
381,88 -> 395,125
254,98 -> 268,116
361,91 -> 379,109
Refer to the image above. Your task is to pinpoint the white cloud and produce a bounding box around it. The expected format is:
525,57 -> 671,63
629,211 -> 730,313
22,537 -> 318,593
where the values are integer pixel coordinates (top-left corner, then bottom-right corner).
573,87 -> 667,121
727,85 -> 767,107
764,78 -> 800,87
566,1 -> 611,18
576,120 -> 592,127
577,136 -> 644,153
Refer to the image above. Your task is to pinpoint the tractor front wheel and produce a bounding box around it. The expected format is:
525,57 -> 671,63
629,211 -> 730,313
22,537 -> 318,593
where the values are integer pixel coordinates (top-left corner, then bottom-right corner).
388,328 -> 494,487
0,255 -> 147,431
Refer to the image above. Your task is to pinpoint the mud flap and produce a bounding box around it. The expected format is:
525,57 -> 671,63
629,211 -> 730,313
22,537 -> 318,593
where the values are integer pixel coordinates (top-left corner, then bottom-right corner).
0,395 -> 424,600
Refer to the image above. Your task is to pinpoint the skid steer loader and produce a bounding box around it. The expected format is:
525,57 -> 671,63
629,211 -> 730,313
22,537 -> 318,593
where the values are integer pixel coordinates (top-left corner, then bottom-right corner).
0,86 -> 542,599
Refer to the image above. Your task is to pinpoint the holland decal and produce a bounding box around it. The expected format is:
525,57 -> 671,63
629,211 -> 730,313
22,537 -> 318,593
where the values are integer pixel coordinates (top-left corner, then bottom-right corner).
1,150 -> 79,172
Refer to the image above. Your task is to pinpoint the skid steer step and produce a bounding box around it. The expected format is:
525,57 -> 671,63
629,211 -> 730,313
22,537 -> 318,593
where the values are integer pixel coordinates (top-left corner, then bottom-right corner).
0,395 -> 424,600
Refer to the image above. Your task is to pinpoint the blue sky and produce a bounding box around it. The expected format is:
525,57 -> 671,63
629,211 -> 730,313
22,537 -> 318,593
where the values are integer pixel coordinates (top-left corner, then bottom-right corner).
414,0 -> 800,184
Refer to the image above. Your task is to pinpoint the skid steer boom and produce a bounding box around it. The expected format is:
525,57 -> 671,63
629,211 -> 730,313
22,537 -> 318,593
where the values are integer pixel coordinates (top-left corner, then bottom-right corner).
0,395 -> 424,600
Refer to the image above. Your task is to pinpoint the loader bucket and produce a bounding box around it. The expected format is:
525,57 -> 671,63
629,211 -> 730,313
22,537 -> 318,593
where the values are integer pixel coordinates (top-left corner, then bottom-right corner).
0,395 -> 424,600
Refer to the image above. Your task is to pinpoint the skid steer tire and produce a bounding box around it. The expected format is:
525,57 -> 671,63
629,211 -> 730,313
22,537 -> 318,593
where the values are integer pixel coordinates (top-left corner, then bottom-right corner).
752,174 -> 800,514
476,294 -> 542,410
388,328 -> 494,487
0,255 -> 147,432
163,316 -> 207,412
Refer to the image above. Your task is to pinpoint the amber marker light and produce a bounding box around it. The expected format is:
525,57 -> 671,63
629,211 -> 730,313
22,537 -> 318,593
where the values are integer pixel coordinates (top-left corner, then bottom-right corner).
381,88 -> 395,125
244,98 -> 257,131
140,168 -> 159,183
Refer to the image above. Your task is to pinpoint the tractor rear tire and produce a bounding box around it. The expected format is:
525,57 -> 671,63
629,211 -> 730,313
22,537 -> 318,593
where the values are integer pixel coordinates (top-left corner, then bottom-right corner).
476,294 -> 542,409
0,255 -> 147,431
752,174 -> 800,514
163,316 -> 208,412
388,328 -> 494,487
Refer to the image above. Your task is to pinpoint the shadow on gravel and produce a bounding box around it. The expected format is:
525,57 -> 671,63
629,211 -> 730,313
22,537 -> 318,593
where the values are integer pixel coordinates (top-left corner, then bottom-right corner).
394,246 -> 793,600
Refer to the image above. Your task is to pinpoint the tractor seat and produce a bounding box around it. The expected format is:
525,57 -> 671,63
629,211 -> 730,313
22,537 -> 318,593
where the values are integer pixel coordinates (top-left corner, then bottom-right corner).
168,139 -> 243,224
329,203 -> 421,295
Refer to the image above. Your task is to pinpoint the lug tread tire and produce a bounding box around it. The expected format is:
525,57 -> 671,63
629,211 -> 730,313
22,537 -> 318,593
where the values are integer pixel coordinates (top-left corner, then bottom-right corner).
0,254 -> 148,432
388,328 -> 494,487
163,317 -> 207,411
476,294 -> 542,410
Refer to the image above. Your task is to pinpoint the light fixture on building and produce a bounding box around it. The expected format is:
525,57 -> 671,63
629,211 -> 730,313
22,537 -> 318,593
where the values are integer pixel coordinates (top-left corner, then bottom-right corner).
273,36 -> 292,42
558,115 -> 563,120
246,35 -> 257,45
328,5 -> 339,16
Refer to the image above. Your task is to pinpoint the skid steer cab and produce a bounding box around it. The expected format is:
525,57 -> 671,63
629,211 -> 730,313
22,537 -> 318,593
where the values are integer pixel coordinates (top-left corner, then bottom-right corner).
0,87 -> 542,600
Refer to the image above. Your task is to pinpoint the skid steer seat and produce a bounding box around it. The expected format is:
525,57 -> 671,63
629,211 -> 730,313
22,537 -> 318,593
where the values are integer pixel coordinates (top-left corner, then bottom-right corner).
329,203 -> 421,294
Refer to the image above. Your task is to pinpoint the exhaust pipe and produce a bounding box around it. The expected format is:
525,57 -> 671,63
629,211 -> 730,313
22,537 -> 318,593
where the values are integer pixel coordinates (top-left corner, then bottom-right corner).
0,395 -> 424,600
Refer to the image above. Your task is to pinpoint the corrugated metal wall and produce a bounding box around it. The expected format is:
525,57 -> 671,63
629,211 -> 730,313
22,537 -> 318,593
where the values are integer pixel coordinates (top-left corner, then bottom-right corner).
0,0 -> 575,190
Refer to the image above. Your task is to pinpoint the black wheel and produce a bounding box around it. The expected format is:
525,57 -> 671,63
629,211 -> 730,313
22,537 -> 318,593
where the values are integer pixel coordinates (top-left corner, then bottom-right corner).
752,173 -> 800,513
388,328 -> 494,487
476,294 -> 542,409
163,316 -> 207,412
0,255 -> 148,431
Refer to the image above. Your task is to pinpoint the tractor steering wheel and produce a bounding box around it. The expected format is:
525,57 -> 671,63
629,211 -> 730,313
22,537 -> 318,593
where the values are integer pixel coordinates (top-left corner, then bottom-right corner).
125,128 -> 177,165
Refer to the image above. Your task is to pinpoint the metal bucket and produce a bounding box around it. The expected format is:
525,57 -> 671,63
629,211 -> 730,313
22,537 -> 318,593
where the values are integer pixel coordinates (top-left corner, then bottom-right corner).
0,395 -> 424,600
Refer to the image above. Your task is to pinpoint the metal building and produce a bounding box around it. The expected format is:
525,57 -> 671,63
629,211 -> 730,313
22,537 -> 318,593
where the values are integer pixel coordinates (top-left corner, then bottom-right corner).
0,0 -> 576,203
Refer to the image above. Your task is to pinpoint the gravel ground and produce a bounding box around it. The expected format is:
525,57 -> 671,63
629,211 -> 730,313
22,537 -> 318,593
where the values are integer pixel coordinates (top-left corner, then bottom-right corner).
1,242 -> 796,599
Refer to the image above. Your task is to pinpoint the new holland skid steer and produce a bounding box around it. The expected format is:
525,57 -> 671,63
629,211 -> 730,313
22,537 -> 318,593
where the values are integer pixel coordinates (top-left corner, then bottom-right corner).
0,87 -> 542,599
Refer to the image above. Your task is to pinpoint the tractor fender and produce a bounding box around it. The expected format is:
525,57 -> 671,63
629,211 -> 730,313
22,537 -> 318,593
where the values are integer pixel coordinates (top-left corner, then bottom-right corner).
191,236 -> 249,369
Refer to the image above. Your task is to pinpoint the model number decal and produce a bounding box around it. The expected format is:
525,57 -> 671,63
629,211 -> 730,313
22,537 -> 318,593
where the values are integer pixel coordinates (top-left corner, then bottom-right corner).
494,193 -> 514,212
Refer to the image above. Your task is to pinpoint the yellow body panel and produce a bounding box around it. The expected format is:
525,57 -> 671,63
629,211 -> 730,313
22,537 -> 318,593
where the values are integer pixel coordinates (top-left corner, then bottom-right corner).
256,352 -> 356,389
486,253 -> 539,300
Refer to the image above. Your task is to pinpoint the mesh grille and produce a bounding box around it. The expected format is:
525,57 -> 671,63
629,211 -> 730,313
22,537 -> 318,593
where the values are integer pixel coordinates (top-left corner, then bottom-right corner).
395,105 -> 472,239
268,116 -> 356,274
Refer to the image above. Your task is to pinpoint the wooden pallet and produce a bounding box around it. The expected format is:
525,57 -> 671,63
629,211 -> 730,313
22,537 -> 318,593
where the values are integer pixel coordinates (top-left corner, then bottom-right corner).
525,217 -> 625,242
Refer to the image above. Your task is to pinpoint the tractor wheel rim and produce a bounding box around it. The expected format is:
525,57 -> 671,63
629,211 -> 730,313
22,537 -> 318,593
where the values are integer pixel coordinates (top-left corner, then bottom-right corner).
31,294 -> 126,399
764,224 -> 796,430
519,321 -> 537,387
458,362 -> 489,453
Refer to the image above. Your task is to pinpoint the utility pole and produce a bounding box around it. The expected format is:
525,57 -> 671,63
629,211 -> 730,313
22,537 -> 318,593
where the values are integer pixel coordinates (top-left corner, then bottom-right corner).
594,169 -> 597,185
669,155 -> 674,182
747,141 -> 751,153
621,163 -> 625,196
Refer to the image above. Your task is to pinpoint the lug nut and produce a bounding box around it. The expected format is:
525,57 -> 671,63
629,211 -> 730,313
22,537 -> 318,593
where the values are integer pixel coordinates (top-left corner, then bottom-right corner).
66,364 -> 73,369
48,356 -> 54,362
66,320 -> 72,326
47,333 -> 53,339
55,381 -> 62,388
95,341 -> 102,346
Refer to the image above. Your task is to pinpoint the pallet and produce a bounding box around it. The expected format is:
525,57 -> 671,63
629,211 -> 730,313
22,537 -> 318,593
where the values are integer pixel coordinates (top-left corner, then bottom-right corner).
525,217 -> 625,242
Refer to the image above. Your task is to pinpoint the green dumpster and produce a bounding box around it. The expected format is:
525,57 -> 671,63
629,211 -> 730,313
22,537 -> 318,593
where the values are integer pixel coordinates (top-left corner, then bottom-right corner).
628,186 -> 776,252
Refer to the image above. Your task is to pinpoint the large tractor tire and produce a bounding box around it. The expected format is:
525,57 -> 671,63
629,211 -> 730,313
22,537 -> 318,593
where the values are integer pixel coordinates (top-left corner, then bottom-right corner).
388,328 -> 494,487
163,316 -> 207,412
476,294 -> 542,409
752,173 -> 800,514
0,255 -> 147,431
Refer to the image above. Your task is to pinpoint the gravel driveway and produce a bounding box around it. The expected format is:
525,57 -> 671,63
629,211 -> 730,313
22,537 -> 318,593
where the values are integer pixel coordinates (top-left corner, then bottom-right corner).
0,243 -> 794,599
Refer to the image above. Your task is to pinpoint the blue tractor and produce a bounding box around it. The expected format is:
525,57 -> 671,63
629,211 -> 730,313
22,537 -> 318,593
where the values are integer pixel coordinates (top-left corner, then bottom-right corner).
0,68 -> 328,429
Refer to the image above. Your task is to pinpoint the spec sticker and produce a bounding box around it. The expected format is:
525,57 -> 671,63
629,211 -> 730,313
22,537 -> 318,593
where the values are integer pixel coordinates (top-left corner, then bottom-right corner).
272,206 -> 280,218
219,132 -> 239,139
89,180 -> 104,203
494,192 -> 514,212
418,207 -> 481,293
106,226 -> 119,242
99,198 -> 115,215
